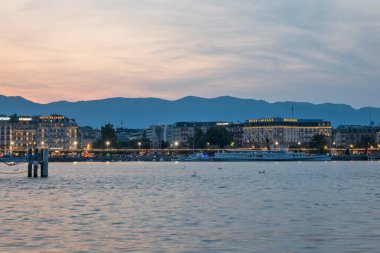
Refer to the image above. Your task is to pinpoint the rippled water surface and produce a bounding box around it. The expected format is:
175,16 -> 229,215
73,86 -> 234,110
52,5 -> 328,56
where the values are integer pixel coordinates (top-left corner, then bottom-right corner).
1,161 -> 380,252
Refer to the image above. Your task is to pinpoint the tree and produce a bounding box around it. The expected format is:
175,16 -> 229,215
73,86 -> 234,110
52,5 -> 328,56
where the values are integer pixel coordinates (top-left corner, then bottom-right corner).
308,134 -> 328,154
203,126 -> 233,149
161,141 -> 170,149
93,124 -> 117,148
188,128 -> 205,148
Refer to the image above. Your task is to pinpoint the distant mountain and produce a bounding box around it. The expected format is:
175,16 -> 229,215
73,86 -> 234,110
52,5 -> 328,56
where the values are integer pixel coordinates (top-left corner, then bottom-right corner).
0,95 -> 379,128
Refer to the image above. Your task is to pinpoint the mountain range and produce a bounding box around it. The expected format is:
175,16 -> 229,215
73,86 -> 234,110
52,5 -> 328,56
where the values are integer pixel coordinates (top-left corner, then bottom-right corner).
0,95 -> 379,128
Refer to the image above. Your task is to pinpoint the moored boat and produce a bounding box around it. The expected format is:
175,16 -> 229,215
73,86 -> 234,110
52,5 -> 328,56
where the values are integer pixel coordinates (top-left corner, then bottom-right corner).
214,149 -> 331,161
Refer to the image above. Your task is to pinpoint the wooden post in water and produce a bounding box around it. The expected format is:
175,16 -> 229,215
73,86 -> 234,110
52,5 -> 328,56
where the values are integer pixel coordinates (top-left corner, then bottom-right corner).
40,149 -> 49,177
33,148 -> 39,178
28,148 -> 33,178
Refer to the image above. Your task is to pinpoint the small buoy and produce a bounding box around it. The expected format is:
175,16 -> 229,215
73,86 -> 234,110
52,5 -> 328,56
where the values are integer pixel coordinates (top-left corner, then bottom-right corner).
259,170 -> 265,174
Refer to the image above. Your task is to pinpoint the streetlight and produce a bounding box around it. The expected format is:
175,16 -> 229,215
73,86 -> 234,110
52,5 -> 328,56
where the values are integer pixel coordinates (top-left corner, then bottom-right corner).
275,141 -> 279,146
349,144 -> 354,155
174,141 -> 179,148
138,142 -> 141,153
106,141 -> 110,149
10,141 -> 14,154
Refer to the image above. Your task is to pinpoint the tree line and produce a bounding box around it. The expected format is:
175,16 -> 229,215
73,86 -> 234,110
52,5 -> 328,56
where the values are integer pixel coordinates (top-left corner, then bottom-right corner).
93,124 -> 233,149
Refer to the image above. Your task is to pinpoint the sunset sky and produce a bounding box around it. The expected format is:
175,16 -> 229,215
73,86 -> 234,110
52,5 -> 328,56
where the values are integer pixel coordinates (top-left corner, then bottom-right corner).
1,0 -> 379,107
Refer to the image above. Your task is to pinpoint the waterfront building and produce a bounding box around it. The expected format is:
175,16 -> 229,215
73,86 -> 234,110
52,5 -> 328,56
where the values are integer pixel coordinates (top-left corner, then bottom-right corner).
333,125 -> 380,148
0,116 -> 12,154
78,126 -> 101,149
167,122 -> 233,148
12,116 -> 37,150
0,114 -> 78,152
37,115 -> 78,150
243,118 -> 332,148
116,128 -> 144,142
226,123 -> 244,148
145,125 -> 169,149
145,121 -> 235,148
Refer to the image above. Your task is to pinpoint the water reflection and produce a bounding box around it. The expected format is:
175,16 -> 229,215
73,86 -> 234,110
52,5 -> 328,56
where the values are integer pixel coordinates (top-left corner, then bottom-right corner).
1,162 -> 380,252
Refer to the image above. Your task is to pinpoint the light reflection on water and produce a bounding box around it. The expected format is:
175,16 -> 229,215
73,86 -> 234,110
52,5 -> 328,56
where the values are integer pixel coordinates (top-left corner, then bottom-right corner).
1,161 -> 380,252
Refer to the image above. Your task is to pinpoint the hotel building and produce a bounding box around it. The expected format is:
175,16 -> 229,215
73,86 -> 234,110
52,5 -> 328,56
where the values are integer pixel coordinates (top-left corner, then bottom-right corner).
0,116 -> 12,153
243,118 -> 332,147
0,115 -> 78,153
333,125 -> 380,148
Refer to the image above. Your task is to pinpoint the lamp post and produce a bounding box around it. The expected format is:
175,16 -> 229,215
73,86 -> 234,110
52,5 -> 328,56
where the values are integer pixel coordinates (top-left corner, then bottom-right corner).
74,141 -> 78,150
174,141 -> 179,149
138,142 -> 141,154
10,141 -> 14,155
106,141 -> 110,149
297,142 -> 301,152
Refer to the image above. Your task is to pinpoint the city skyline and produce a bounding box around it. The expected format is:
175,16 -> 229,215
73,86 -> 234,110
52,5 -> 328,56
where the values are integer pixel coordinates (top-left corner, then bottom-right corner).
1,1 -> 380,107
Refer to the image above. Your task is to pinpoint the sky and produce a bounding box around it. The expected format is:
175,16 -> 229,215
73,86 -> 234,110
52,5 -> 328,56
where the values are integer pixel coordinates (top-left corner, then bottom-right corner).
0,0 -> 380,107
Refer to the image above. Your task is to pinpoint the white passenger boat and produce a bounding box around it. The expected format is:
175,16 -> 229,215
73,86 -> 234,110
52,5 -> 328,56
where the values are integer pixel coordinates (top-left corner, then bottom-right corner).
214,149 -> 331,161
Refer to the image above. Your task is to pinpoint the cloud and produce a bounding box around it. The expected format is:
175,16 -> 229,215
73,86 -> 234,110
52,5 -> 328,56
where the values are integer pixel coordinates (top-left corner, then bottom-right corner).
0,0 -> 379,107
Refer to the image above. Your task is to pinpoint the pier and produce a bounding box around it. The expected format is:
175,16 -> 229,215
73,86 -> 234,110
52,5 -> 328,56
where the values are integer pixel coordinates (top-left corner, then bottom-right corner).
0,149 -> 49,177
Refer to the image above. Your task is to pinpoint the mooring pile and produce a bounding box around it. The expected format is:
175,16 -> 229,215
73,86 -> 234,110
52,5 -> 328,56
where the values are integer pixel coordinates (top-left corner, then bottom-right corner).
27,148 -> 49,177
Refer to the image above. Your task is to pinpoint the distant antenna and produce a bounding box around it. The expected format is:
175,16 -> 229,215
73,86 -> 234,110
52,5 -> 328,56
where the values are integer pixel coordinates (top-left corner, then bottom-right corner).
370,112 -> 374,127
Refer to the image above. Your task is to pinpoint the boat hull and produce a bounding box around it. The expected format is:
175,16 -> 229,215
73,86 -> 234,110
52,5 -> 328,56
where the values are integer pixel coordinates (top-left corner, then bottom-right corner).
213,151 -> 331,161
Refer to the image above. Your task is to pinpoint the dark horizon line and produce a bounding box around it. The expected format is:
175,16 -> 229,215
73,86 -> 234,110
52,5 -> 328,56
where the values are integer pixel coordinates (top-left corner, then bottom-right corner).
1,93 -> 378,110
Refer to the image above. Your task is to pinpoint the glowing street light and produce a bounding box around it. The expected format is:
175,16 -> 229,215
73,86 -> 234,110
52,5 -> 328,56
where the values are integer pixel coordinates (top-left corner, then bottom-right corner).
10,141 -> 14,154
106,141 -> 110,149
174,141 -> 179,148
275,141 -> 279,146
138,142 -> 142,153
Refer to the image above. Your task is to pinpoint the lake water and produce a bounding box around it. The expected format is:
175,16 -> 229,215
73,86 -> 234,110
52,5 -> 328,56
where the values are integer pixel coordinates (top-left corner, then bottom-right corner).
1,161 -> 380,253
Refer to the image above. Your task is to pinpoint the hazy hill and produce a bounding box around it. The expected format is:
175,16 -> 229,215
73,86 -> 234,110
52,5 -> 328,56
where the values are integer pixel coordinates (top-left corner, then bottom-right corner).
0,95 -> 379,128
